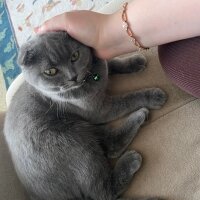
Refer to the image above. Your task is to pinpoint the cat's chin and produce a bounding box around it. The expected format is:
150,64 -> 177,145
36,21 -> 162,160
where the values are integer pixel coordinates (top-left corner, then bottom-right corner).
38,84 -> 83,102
39,89 -> 68,102
60,84 -> 83,93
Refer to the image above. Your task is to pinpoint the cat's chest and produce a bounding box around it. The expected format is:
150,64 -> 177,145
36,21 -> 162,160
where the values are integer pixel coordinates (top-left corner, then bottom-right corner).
66,97 -> 92,111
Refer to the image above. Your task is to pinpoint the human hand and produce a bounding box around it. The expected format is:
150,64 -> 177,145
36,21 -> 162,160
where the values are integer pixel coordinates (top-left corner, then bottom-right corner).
35,11 -> 110,59
35,10 -> 134,59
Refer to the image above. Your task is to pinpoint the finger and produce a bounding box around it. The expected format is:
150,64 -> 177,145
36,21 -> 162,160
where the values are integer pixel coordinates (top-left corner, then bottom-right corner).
34,13 -> 69,34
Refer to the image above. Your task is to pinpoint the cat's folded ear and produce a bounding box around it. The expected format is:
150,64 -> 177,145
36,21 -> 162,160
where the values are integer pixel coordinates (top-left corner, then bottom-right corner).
17,44 -> 37,67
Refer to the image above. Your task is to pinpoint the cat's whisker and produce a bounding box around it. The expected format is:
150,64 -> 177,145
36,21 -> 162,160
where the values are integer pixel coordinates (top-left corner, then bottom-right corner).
56,103 -> 59,119
86,70 -> 92,75
56,93 -> 66,117
45,100 -> 55,115
61,83 -> 69,88
59,95 -> 64,117
60,85 -> 69,91
61,95 -> 66,116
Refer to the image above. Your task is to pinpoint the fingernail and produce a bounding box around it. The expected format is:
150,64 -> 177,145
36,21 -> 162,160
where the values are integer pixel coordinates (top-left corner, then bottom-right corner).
34,26 -> 40,33
34,26 -> 45,33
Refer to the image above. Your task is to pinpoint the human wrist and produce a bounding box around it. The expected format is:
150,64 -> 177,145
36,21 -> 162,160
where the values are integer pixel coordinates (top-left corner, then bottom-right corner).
96,10 -> 137,59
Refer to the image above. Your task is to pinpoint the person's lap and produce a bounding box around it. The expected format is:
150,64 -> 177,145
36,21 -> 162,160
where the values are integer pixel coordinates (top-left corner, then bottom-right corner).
158,36 -> 200,98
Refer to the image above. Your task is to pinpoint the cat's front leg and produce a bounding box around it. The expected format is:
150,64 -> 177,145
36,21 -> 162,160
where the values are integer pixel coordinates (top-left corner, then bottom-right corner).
112,150 -> 142,197
108,54 -> 147,74
112,150 -> 163,199
94,88 -> 167,124
103,108 -> 149,158
117,198 -> 163,200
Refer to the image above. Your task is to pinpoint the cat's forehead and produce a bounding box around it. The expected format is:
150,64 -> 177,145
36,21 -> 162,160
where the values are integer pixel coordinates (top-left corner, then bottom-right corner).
18,32 -> 89,67
37,32 -> 72,48
36,32 -> 78,59
39,31 -> 68,42
37,32 -> 83,55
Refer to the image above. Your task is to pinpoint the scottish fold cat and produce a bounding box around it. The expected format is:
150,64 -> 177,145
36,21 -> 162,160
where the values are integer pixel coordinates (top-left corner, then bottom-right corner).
4,32 -> 166,200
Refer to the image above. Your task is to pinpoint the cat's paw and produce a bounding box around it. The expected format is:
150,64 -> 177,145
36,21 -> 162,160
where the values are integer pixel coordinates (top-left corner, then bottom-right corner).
128,198 -> 164,200
133,107 -> 149,125
146,88 -> 167,109
127,108 -> 149,132
122,150 -> 142,174
138,107 -> 149,121
129,54 -> 147,73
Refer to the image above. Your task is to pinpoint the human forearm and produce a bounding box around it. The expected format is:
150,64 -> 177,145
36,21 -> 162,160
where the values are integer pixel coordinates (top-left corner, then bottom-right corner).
130,0 -> 200,46
102,0 -> 200,57
36,0 -> 200,59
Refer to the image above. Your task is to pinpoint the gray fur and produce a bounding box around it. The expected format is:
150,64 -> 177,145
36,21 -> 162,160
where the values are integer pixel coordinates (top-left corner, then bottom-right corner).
4,32 -> 166,200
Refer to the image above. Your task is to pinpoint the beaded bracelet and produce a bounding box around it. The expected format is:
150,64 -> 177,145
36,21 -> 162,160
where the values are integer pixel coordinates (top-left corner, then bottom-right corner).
122,2 -> 149,51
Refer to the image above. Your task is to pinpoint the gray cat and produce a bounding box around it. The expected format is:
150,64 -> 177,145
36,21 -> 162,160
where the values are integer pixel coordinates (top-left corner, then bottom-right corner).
4,32 -> 166,200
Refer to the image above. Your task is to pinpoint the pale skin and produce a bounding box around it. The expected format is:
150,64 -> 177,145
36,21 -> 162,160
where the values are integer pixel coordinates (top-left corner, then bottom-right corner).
35,0 -> 200,59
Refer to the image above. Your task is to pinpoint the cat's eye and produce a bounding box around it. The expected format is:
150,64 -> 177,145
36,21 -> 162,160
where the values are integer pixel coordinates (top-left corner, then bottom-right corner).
44,68 -> 58,76
71,50 -> 80,62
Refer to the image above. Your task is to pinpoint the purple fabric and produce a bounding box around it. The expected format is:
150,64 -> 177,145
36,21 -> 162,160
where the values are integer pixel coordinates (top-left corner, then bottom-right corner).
158,37 -> 200,98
